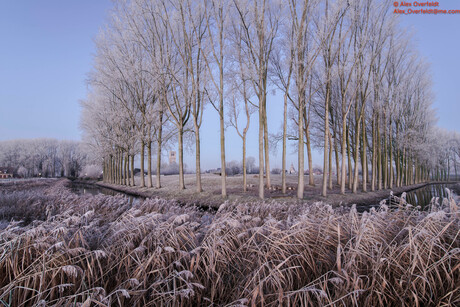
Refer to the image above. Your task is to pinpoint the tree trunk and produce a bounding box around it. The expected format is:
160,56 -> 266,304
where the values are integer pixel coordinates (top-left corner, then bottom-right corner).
258,89 -> 265,199
340,116 -> 347,194
109,156 -> 112,183
454,156 -> 458,181
219,35 -> 226,197
334,131 -> 340,186
328,131 -> 333,190
395,124 -> 399,187
113,154 -> 117,184
115,151 -> 119,185
219,100 -> 226,197
104,158 -> 107,182
107,158 -> 110,183
115,152 -> 119,185
140,142 -> 145,187
156,110 -> 163,188
383,113 -> 388,190
389,119 -> 393,189
447,156 -> 450,181
112,155 -> 116,184
306,124 -> 314,186
322,74 -> 331,197
125,155 -> 131,186
405,154 -> 409,185
124,152 -> 128,186
195,127 -> 203,192
156,139 -> 162,189
347,124 -> 353,190
362,115 -> 367,192
103,158 -> 106,182
178,128 -> 185,190
263,107 -> 271,189
377,116 -> 382,190
401,148 -> 406,186
147,141 -> 153,188
352,117 -> 361,194
282,90 -> 288,194
297,96 -> 305,199
371,113 -> 376,191
113,155 -> 116,184
131,155 -> 135,186
119,151 -> 123,185
243,134 -> 247,192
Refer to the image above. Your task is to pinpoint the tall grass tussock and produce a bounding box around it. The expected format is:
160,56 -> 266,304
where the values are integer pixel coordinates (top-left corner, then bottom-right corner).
0,179 -> 459,306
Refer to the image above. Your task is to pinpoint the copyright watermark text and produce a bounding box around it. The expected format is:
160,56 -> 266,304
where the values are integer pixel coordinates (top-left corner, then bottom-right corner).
393,1 -> 460,15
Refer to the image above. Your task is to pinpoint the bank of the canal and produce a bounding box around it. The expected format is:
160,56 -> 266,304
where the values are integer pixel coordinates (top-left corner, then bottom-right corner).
70,177 -> 459,211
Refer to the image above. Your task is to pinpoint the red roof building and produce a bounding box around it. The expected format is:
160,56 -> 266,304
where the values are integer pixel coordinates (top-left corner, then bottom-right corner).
0,168 -> 13,179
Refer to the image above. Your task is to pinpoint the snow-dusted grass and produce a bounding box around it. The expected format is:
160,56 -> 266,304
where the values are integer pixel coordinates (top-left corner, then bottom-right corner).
1,179 -> 459,306
0,177 -> 57,185
112,173 -> 431,209
133,172 -> 305,190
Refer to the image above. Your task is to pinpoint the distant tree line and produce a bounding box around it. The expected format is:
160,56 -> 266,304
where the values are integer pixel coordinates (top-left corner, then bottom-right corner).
0,139 -> 96,178
81,0 -> 460,198
224,157 -> 258,176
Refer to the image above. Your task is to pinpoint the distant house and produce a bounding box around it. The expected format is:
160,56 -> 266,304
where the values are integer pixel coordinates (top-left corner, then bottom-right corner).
0,167 -> 13,179
312,167 -> 323,175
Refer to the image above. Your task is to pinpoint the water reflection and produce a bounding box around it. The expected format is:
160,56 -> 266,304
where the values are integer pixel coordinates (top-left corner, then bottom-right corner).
403,183 -> 456,210
355,183 -> 458,213
71,183 -> 141,205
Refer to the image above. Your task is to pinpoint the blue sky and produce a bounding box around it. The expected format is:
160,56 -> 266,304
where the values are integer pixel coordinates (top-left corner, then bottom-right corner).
0,1 -> 459,170
397,10 -> 460,132
0,0 -> 112,140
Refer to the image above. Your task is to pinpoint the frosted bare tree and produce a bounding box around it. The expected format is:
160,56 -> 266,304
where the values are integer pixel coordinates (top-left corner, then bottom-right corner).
315,0 -> 349,197
270,31 -> 293,194
228,31 -> 256,192
232,0 -> 281,199
288,0 -> 322,198
202,0 -> 231,197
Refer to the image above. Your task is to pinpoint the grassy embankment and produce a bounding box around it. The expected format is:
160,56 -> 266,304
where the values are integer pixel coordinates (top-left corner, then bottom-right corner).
95,173 -> 438,209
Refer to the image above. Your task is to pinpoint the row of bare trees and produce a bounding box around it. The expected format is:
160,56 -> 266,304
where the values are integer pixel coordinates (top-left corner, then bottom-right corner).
0,139 -> 91,178
81,0 -> 458,199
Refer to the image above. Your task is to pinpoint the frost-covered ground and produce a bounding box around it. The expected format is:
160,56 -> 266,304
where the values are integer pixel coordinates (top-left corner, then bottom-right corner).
1,179 -> 459,306
99,173 -> 431,209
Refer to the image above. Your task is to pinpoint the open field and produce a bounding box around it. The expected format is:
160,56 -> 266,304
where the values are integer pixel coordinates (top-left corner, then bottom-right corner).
96,173 -> 440,209
1,179 -> 459,306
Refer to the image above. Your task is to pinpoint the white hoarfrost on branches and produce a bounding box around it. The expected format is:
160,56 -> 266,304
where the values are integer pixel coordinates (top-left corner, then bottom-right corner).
79,0 -> 459,197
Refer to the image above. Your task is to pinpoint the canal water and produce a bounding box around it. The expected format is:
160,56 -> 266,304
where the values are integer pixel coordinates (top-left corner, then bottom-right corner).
402,183 -> 458,209
356,183 -> 458,212
70,182 -> 141,205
